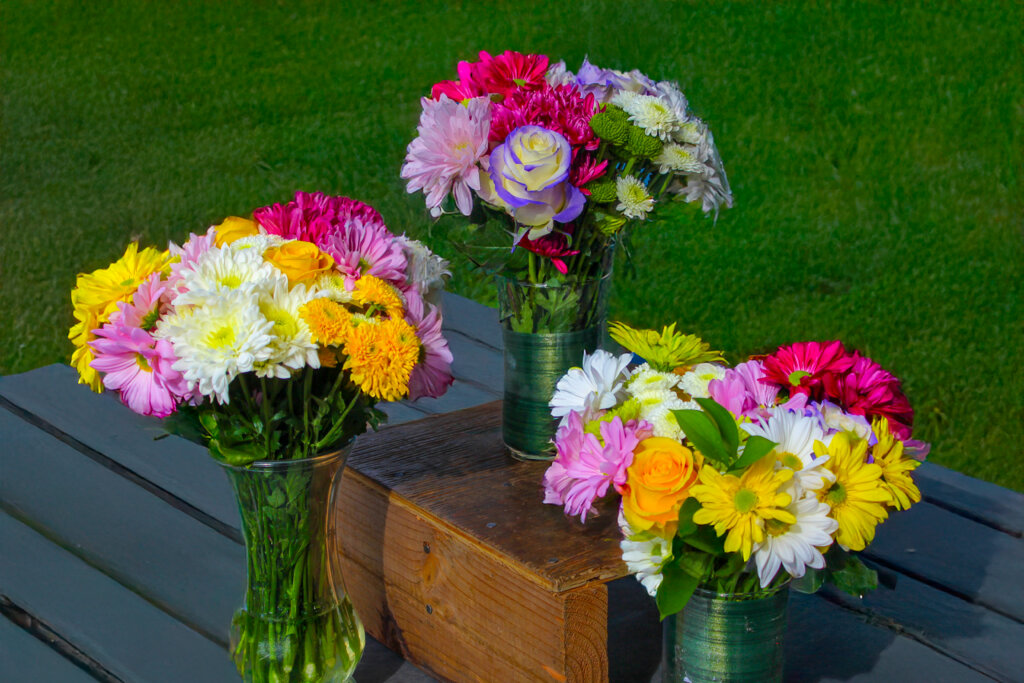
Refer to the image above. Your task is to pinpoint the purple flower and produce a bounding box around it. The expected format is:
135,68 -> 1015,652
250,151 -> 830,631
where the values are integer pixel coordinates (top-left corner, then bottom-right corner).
404,294 -> 454,401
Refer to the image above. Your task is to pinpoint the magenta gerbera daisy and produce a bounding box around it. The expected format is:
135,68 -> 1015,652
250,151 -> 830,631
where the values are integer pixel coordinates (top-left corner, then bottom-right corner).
404,296 -> 454,401
476,50 -> 550,97
518,233 -> 580,274
761,340 -> 854,400
823,351 -> 915,441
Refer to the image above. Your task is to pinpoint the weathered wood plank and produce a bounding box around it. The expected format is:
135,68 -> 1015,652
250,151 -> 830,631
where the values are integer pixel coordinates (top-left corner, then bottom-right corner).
346,402 -> 627,594
443,329 -> 504,394
441,291 -> 502,351
865,497 -> 1024,622
0,613 -> 101,683
916,462 -> 1024,537
400,379 -> 499,416
0,510 -> 238,683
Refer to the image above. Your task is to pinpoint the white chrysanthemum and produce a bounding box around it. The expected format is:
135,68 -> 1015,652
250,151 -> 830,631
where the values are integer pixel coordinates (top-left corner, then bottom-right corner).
619,512 -> 673,597
626,363 -> 680,394
754,493 -> 838,588
742,409 -> 836,496
157,291 -> 275,403
232,233 -> 286,254
549,349 -> 632,420
653,143 -> 707,175
254,280 -> 320,379
311,271 -> 355,304
173,243 -> 282,308
396,235 -> 450,306
615,175 -> 654,220
629,385 -> 690,440
611,92 -> 680,141
653,80 -> 690,124
674,121 -> 703,146
677,362 -> 728,400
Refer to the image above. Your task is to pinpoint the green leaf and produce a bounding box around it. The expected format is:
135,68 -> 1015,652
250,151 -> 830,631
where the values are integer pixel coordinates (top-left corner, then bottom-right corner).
694,398 -> 739,458
676,496 -> 702,538
161,409 -> 206,446
683,525 -> 726,555
730,435 -> 778,472
671,409 -> 730,467
656,559 -> 701,620
829,552 -> 879,597
208,439 -> 264,467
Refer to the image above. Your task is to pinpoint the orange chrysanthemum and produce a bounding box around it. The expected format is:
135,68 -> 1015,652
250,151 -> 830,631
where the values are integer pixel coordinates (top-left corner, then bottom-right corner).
343,317 -> 420,402
300,298 -> 353,347
351,275 -> 405,318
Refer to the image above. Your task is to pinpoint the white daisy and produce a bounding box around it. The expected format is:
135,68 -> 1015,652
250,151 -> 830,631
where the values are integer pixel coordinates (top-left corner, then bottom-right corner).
677,362 -> 727,400
753,493 -> 838,588
549,349 -> 632,419
254,280 -> 320,379
652,143 -> 708,175
172,243 -> 282,309
157,290 -> 275,403
611,92 -> 681,141
232,233 -> 286,254
619,512 -> 673,597
615,175 -> 654,220
742,408 -> 835,496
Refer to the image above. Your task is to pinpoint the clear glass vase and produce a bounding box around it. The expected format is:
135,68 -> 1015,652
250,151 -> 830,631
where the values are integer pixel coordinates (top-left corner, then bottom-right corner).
495,271 -> 613,460
221,446 -> 365,683
662,584 -> 789,683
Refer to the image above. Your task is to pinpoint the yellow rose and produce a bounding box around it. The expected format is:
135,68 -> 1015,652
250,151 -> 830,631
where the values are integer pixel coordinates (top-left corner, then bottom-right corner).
264,241 -> 336,286
214,216 -> 260,246
621,437 -> 702,535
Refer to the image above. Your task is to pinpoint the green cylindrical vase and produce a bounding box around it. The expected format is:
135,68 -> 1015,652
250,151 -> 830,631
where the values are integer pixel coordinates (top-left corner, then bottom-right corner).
221,446 -> 365,683
495,271 -> 612,461
662,585 -> 789,683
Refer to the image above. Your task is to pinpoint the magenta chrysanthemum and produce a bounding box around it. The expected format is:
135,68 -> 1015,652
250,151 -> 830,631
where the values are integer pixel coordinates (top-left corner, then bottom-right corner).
253,191 -> 385,249
489,84 -> 600,152
761,340 -> 854,399
401,95 -> 492,218
89,323 -> 190,417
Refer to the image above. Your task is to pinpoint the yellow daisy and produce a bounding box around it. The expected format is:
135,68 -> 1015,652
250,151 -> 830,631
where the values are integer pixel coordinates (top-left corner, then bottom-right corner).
872,418 -> 921,511
351,275 -> 404,319
609,321 -> 723,372
343,317 -> 420,402
300,298 -> 353,347
814,433 -> 893,551
691,457 -> 796,561
69,243 -> 169,391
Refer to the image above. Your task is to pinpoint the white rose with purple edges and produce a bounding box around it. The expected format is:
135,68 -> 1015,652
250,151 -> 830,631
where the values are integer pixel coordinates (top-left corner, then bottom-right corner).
486,125 -> 585,239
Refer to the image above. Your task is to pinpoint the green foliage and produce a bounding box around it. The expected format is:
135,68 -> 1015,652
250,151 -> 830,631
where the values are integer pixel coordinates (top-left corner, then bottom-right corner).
1,0 -> 1021,489
671,397 -> 776,471
826,549 -> 880,596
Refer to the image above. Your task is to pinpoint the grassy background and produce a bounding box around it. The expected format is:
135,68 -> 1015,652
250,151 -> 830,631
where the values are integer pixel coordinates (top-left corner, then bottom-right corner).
1,1 -> 1021,490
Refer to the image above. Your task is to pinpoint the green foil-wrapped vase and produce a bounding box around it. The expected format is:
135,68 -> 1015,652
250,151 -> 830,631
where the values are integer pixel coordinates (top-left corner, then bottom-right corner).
495,271 -> 613,460
662,585 -> 789,683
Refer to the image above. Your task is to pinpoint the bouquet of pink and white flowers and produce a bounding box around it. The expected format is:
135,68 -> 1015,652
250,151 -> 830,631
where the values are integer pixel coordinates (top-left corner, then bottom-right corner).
402,51 -> 732,327
69,190 -> 454,463
543,324 -> 929,617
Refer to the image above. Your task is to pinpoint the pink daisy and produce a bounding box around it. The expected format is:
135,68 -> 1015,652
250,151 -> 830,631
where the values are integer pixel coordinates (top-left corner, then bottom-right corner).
89,323 -> 190,417
167,227 -> 215,296
431,59 -> 488,101
109,272 -> 171,331
401,95 -> 492,218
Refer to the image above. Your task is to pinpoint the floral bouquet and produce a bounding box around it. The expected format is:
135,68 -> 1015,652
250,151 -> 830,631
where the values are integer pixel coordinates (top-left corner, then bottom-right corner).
401,51 -> 733,332
544,324 -> 929,619
69,191 -> 453,683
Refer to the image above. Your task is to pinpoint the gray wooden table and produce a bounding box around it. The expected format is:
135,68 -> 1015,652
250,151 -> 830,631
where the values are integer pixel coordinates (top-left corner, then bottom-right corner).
2,292 -> 1022,682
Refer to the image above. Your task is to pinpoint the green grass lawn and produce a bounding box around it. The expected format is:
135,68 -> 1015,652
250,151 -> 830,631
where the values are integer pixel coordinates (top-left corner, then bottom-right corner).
2,1 -> 1021,490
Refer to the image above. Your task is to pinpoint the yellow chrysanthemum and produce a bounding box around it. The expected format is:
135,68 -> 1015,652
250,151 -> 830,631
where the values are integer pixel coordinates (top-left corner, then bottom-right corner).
691,457 -> 796,561
300,298 -> 353,346
813,433 -> 893,551
351,275 -> 405,318
609,322 -> 723,373
343,317 -> 420,402
68,243 -> 169,391
872,418 -> 921,511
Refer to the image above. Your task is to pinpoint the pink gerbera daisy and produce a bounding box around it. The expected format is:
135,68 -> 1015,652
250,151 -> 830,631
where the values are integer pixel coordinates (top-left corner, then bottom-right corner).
431,58 -> 488,101
475,50 -> 550,96
109,272 -> 171,331
761,340 -> 854,400
89,323 -> 190,417
404,296 -> 454,401
401,95 -> 492,218
167,227 -> 215,296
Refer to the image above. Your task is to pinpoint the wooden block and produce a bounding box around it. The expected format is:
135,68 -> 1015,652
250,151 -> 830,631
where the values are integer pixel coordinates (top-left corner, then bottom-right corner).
335,402 -> 627,682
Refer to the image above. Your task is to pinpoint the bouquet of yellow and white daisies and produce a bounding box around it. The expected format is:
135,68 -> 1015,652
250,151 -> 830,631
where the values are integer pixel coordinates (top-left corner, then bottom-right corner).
543,323 -> 928,617
69,191 -> 453,464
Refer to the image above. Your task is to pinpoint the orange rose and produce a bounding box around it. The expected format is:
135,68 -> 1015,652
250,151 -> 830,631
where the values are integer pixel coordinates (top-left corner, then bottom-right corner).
214,216 -> 260,246
264,241 -> 335,286
621,437 -> 702,535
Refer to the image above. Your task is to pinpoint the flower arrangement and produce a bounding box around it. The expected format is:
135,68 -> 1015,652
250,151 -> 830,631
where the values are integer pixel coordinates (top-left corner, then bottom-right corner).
543,324 -> 929,617
401,51 -> 732,331
68,191 -> 454,683
69,190 -> 453,462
